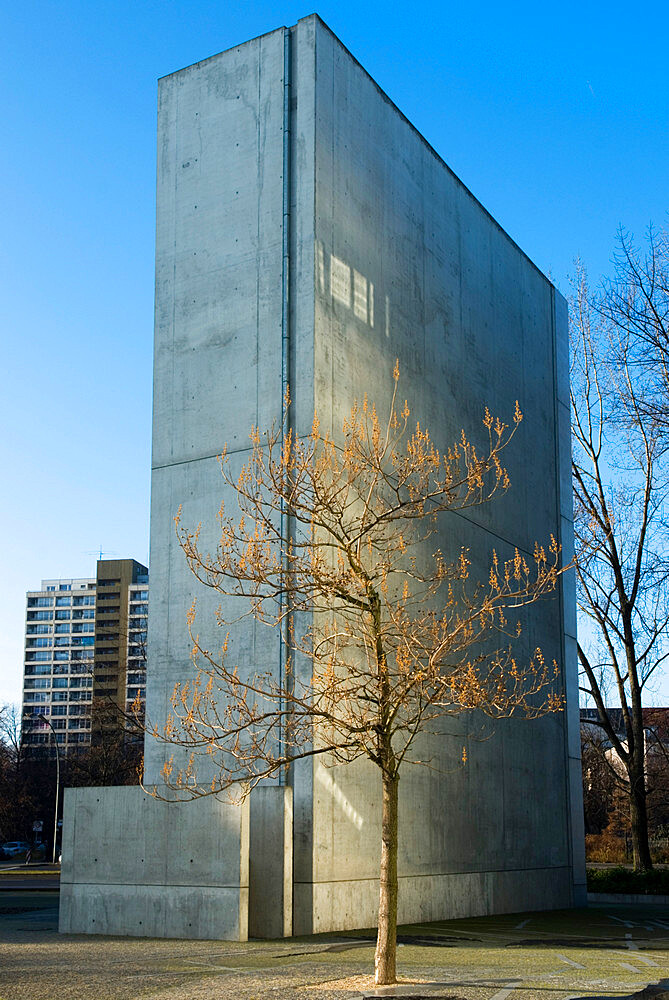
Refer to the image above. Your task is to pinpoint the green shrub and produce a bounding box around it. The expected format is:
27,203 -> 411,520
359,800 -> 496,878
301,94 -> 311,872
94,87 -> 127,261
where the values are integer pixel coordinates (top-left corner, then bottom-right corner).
587,866 -> 669,895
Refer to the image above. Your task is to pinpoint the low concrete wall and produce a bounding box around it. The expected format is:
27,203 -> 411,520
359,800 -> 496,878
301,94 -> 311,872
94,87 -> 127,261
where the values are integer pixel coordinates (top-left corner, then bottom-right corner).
249,786 -> 293,938
59,786 -> 249,940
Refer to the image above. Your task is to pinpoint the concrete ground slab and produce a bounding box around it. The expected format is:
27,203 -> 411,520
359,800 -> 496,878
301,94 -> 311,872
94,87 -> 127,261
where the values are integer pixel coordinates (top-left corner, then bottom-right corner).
1,896 -> 668,1000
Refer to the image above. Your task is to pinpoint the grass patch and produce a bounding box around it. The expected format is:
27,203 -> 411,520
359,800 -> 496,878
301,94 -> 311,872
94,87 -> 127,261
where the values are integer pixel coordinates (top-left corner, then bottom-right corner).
587,865 -> 669,894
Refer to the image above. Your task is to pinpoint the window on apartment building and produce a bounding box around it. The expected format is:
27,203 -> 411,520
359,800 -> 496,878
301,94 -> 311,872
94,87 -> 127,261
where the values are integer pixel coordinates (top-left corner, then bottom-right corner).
51,705 -> 67,716
27,611 -> 52,621
54,610 -> 70,620
53,652 -> 69,661
72,609 -> 95,619
25,664 -> 51,675
27,624 -> 51,634
70,649 -> 87,660
54,637 -> 70,647
51,720 -> 66,730
97,579 -> 120,586
55,597 -> 71,607
46,586 -> 55,591
53,664 -> 69,675
59,584 -> 71,591
52,692 -> 68,701
24,679 -> 49,689
67,690 -> 84,701
24,693 -> 49,703
25,651 -> 50,662
26,637 -> 50,648
27,597 -> 53,608
52,678 -> 68,688
54,623 -> 70,634
73,595 -> 95,606
130,591 -> 149,602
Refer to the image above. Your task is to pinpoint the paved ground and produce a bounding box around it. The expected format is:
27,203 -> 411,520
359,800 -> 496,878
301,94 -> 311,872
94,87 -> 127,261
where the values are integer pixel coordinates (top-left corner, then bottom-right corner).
0,893 -> 668,1000
0,865 -> 60,891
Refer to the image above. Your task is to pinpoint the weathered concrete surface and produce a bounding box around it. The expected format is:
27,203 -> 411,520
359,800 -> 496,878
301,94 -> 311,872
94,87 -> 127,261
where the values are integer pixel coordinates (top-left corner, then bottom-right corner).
59,786 -> 249,939
296,15 -> 584,931
64,14 -> 584,939
145,24 -> 289,787
249,786 -> 293,938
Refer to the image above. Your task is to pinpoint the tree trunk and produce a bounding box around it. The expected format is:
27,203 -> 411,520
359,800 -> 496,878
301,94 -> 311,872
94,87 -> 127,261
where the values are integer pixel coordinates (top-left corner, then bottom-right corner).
375,769 -> 399,985
629,757 -> 653,871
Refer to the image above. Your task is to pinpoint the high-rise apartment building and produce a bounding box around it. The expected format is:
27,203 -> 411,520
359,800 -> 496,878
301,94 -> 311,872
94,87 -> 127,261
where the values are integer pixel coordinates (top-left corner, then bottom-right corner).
22,559 -> 148,751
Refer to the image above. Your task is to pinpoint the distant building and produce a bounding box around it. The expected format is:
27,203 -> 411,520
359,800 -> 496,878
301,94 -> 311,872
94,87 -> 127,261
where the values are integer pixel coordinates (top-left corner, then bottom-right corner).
580,706 -> 669,775
581,706 -> 669,738
22,559 -> 148,751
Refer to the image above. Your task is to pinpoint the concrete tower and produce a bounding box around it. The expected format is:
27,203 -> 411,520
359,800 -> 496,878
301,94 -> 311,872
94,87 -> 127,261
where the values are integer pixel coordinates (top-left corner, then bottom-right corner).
60,15 -> 585,940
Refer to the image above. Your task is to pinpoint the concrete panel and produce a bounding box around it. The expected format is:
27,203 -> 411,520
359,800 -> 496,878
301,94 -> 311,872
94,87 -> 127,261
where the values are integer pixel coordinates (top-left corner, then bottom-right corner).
249,786 -> 293,938
569,755 -> 588,897
60,883 -> 248,940
306,867 -> 574,934
143,453 -> 283,786
59,786 -> 249,940
153,29 -> 285,468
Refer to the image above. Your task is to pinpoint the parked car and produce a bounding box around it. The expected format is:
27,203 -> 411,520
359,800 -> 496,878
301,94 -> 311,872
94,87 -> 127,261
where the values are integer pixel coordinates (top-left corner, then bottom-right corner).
1,841 -> 31,858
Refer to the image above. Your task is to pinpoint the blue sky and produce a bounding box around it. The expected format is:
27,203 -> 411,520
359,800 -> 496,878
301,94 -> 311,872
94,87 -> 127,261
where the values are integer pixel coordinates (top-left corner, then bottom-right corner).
1,0 -> 668,705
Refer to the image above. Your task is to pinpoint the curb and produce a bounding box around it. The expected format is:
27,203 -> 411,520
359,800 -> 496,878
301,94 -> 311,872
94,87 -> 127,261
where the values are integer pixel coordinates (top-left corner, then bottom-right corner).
588,891 -> 669,905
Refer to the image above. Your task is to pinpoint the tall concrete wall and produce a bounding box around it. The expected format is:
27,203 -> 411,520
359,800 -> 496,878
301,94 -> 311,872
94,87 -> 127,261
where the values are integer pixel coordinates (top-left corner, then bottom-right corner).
293,17 -> 585,931
62,14 -> 584,941
146,13 -> 586,928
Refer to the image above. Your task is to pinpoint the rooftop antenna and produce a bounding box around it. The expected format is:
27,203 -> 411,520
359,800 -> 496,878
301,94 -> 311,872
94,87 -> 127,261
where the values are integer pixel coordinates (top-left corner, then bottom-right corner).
85,547 -> 118,572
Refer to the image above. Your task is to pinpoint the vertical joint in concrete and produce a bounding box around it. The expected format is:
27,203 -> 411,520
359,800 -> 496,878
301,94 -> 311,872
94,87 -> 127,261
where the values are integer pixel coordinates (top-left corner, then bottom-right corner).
278,26 -> 294,783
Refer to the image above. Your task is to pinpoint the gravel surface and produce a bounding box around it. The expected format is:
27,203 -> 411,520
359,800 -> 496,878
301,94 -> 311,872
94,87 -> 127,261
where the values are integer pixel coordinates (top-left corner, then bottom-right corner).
1,895 -> 669,1000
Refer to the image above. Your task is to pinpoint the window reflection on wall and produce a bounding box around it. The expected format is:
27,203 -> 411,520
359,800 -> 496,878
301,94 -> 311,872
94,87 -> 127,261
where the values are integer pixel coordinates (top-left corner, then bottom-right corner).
316,242 -> 378,331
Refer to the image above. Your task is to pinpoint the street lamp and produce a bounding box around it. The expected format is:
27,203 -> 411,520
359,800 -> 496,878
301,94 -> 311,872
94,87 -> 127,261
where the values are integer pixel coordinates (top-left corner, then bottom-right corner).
37,713 -> 60,865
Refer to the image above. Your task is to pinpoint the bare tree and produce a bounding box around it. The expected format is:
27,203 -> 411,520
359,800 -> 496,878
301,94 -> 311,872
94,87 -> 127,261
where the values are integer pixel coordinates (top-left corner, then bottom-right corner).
149,368 -> 565,986
599,226 -> 669,429
571,251 -> 669,872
